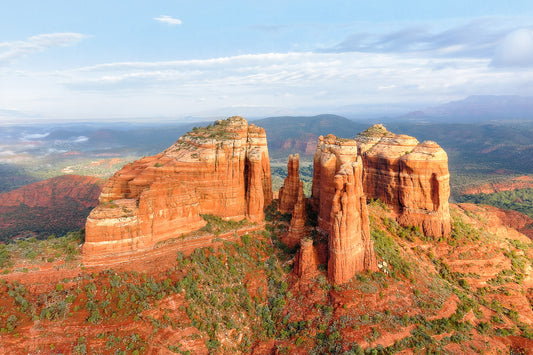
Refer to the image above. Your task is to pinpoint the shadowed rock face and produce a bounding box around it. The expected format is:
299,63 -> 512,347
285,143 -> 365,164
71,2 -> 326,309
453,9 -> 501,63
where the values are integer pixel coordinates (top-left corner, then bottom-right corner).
278,154 -> 301,214
312,135 -> 377,284
84,117 -> 272,258
355,124 -> 451,237
279,154 -> 307,248
284,181 -> 306,248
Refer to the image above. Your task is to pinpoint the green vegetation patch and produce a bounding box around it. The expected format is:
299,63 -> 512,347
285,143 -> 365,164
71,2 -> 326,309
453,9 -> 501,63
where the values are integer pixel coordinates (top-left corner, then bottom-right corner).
457,188 -> 533,219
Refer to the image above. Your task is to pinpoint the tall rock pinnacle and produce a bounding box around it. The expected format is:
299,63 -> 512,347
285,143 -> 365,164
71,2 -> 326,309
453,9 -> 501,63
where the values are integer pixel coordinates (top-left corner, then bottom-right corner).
312,135 -> 377,284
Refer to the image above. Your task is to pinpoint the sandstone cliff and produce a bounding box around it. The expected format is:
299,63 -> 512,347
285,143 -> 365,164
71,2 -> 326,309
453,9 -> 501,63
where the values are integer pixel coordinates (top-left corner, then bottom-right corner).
84,117 -> 272,258
312,135 -> 377,283
354,124 -> 451,237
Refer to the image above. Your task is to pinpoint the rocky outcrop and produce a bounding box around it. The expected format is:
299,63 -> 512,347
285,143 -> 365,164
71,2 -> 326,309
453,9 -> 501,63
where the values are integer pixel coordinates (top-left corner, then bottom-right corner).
311,135 -> 359,233
84,117 -> 272,258
284,181 -> 306,248
278,154 -> 301,214
312,135 -> 377,283
328,161 -> 377,284
297,238 -> 318,280
354,124 -> 451,237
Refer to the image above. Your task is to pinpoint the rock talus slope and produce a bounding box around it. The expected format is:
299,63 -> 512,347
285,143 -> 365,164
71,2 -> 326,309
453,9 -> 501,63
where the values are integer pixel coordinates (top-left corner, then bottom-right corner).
84,117 -> 272,258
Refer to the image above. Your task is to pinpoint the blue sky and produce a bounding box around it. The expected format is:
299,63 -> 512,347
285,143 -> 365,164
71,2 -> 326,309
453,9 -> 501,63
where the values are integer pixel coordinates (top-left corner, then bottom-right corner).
1,1 -> 533,122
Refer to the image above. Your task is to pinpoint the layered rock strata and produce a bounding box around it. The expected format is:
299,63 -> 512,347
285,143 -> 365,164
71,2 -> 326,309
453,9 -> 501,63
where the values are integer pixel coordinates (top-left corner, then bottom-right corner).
354,124 -> 451,237
312,135 -> 377,283
84,117 -> 272,258
278,154 -> 301,214
311,135 -> 359,233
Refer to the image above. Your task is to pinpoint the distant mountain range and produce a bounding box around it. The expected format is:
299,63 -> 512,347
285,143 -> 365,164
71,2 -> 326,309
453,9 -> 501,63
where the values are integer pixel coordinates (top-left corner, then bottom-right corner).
400,95 -> 533,123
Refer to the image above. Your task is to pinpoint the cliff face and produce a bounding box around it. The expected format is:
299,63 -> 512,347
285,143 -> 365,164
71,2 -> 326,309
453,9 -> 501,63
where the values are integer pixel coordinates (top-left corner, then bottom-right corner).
354,124 -> 451,237
84,117 -> 272,258
311,135 -> 358,234
328,160 -> 377,284
312,135 -> 377,283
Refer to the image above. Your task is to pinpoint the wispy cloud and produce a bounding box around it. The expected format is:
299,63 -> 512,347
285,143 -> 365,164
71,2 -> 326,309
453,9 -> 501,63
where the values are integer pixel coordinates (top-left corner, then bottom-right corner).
153,15 -> 182,25
325,19 -> 518,59
0,33 -> 86,66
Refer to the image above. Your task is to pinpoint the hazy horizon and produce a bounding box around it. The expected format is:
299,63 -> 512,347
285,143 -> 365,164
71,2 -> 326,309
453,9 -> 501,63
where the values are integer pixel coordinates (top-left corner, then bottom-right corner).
2,1 -> 533,123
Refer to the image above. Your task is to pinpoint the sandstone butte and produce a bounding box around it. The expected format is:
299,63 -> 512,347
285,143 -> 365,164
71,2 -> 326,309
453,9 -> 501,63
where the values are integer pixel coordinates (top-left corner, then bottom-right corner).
311,134 -> 377,284
83,116 -> 272,259
354,124 -> 451,237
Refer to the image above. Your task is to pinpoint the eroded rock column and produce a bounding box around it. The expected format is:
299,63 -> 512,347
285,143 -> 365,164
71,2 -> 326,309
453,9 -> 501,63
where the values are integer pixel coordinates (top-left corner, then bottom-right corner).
328,160 -> 377,284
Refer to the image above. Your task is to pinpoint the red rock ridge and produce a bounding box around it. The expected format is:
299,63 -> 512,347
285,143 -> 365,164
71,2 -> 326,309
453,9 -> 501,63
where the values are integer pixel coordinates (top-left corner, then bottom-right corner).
354,124 -> 451,237
0,175 -> 104,237
84,116 -> 272,259
0,175 -> 103,209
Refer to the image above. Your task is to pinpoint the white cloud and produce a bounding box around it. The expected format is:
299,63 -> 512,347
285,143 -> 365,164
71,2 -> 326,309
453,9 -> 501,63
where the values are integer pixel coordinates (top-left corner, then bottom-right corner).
492,28 -> 533,67
2,49 -> 533,121
22,132 -> 50,140
154,15 -> 182,25
0,33 -> 86,66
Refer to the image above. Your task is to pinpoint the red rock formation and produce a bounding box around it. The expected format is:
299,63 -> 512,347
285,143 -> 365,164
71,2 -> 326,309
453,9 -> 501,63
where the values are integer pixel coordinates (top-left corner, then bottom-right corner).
311,135 -> 358,233
84,117 -> 272,258
297,238 -> 318,279
0,175 -> 103,209
0,175 -> 104,238
284,182 -> 306,248
311,135 -> 377,284
355,124 -> 451,237
278,154 -> 300,214
328,161 -> 377,284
